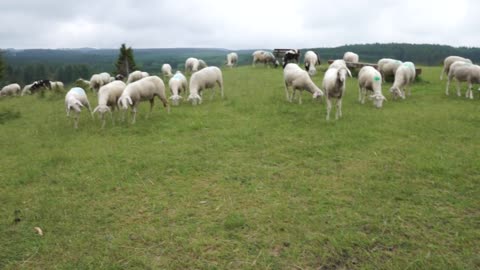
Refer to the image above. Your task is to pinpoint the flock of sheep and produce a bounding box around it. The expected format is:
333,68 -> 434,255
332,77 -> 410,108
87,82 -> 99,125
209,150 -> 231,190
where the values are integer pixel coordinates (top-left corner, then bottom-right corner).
0,50 -> 478,128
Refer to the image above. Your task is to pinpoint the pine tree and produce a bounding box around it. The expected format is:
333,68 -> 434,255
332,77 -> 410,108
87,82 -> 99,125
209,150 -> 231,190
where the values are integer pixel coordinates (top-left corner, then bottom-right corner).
114,44 -> 137,77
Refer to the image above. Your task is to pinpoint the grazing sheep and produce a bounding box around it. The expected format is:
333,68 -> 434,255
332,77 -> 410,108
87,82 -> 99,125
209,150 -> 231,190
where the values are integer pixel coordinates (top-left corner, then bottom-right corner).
65,87 -> 93,129
226,52 -> 238,68
441,56 -> 472,80
252,50 -> 279,68
198,59 -> 208,70
89,72 -> 111,93
185,57 -> 200,74
445,61 -> 473,96
127,70 -> 149,84
283,63 -> 324,104
322,63 -> 352,120
389,62 -> 416,99
282,49 -> 300,67
21,84 -> 33,96
343,52 -> 359,63
446,62 -> 480,99
0,83 -> 21,97
358,66 -> 387,108
329,59 -> 348,69
168,71 -> 188,106
304,50 -> 321,76
118,76 -> 169,124
187,66 -> 224,105
93,81 -> 127,128
50,81 -> 65,92
162,64 -> 173,78
377,58 -> 403,82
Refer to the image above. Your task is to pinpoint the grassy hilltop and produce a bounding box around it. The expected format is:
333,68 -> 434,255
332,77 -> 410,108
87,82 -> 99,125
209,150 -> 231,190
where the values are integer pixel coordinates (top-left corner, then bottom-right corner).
0,65 -> 479,269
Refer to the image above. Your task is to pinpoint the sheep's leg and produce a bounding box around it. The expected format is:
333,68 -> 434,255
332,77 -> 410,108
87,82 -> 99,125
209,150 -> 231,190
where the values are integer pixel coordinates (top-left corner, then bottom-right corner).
159,95 -> 170,114
147,99 -> 154,118
326,98 -> 332,121
284,82 -> 290,101
456,81 -> 462,97
467,82 -> 474,99
74,111 -> 79,129
291,89 -> 296,103
298,91 -> 302,105
131,106 -> 137,124
336,98 -> 343,120
101,113 -> 106,129
210,88 -> 216,100
445,77 -> 451,95
440,66 -> 445,80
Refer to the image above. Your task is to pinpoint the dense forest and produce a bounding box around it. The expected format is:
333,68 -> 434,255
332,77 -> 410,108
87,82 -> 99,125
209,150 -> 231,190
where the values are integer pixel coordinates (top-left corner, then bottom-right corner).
1,43 -> 480,86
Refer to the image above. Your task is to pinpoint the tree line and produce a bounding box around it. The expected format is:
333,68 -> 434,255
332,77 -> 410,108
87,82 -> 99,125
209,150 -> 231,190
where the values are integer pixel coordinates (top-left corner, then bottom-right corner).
2,43 -> 480,86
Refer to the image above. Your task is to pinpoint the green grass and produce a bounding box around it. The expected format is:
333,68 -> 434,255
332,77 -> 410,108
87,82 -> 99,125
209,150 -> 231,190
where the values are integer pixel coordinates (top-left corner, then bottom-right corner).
1,65 -> 479,269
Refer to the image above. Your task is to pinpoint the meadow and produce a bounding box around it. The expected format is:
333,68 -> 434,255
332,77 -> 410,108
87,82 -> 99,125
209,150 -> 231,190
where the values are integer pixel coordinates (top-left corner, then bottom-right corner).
0,65 -> 479,269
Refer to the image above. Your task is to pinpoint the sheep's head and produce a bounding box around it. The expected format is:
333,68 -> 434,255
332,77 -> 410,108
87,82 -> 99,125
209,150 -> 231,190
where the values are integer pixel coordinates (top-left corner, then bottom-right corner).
389,87 -> 405,99
169,94 -> 183,106
187,93 -> 202,106
118,96 -> 132,110
93,105 -> 111,115
337,67 -> 352,83
369,93 -> 387,108
308,66 -> 317,76
312,89 -> 324,100
68,101 -> 83,113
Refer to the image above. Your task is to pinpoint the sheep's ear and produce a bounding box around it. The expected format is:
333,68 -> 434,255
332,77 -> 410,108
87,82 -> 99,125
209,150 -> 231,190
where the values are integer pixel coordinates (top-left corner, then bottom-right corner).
127,96 -> 133,105
93,106 -> 99,113
75,101 -> 84,107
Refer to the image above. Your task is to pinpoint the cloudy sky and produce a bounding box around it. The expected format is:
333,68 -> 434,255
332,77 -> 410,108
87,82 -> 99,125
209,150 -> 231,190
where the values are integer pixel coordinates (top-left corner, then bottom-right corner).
1,0 -> 477,49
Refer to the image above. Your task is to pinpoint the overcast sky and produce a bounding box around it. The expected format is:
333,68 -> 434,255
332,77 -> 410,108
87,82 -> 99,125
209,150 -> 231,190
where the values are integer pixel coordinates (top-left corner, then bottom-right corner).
1,0 -> 478,50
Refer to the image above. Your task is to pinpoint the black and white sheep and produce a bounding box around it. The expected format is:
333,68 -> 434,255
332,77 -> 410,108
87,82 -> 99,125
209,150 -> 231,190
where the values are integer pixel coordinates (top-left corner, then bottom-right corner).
282,49 -> 300,68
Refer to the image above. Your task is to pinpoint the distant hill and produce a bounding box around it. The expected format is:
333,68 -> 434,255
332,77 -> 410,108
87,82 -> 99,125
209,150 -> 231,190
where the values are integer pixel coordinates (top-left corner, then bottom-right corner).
2,44 -> 480,85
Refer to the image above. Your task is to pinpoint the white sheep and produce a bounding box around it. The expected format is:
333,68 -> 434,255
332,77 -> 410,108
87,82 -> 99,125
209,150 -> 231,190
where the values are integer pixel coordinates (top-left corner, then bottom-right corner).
50,81 -> 65,92
89,72 -> 111,94
162,64 -> 173,78
343,51 -> 359,63
283,63 -> 324,104
187,66 -> 224,105
377,58 -> 403,82
329,59 -> 348,69
198,59 -> 208,70
303,51 -> 320,76
0,83 -> 21,97
185,57 -> 200,74
322,63 -> 352,120
446,62 -> 480,99
440,56 -> 472,80
127,70 -> 149,84
168,71 -> 188,106
21,84 -> 33,96
358,66 -> 387,108
252,50 -> 279,68
445,61 -> 472,96
65,87 -> 93,129
92,81 -> 127,128
389,62 -> 416,99
118,76 -> 170,124
226,52 -> 238,68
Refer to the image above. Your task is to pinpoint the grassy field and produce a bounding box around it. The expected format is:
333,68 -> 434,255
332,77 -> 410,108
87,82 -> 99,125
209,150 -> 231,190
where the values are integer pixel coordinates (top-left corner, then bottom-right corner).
1,65 -> 479,269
